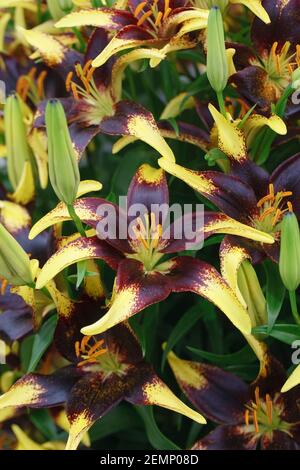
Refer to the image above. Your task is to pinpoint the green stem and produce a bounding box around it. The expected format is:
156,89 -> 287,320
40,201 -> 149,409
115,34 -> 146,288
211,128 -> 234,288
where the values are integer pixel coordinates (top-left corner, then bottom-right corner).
67,204 -> 86,237
289,290 -> 300,325
216,90 -> 226,117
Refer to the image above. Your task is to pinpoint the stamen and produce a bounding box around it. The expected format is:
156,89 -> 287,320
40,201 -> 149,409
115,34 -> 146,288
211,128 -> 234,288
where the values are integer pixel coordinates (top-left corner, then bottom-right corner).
266,394 -> 273,425
82,59 -> 93,75
86,66 -> 95,83
80,335 -> 91,353
163,7 -> 172,19
0,278 -> 8,296
87,338 -> 105,357
65,71 -> 73,92
244,409 -> 250,426
253,409 -> 259,433
71,82 -> 79,100
272,208 -> 283,226
154,11 -> 163,26
137,10 -> 153,26
37,70 -> 47,98
257,184 -> 274,207
259,206 -> 275,221
255,386 -> 260,409
134,1 -> 147,17
288,201 -> 293,212
75,340 -> 80,358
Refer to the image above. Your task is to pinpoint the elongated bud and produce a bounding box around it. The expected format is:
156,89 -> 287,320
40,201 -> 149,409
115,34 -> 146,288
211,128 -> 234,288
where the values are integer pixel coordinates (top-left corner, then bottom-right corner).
4,93 -> 32,190
279,212 -> 300,291
0,223 -> 34,286
47,0 -> 70,20
45,99 -> 80,206
206,6 -> 228,93
237,260 -> 267,328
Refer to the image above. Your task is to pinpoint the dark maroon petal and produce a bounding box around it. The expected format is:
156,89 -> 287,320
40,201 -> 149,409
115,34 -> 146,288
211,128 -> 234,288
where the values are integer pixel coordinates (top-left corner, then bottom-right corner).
192,425 -> 258,450
0,308 -> 33,343
279,384 -> 300,424
229,66 -> 273,114
127,163 -> 169,224
103,323 -> 143,365
251,0 -> 300,54
262,241 -> 280,263
69,122 -> 101,158
250,354 -> 286,398
260,430 -> 300,450
115,258 -> 171,312
16,229 -> 54,267
196,170 -> 258,221
229,158 -> 270,201
171,358 -> 249,424
98,100 -> 154,136
194,100 -> 214,132
270,153 -> 300,218
34,97 -> 78,128
0,367 -> 83,409
116,24 -> 154,41
84,28 -> 115,89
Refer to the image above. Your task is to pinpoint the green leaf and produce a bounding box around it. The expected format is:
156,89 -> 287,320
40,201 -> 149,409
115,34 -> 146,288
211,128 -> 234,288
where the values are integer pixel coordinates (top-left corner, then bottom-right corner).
27,314 -> 58,373
166,118 -> 179,136
253,324 -> 300,345
29,409 -> 58,440
134,406 -> 180,450
161,303 -> 204,370
76,260 -> 87,289
89,404 -> 140,442
188,345 -> 256,366
263,259 -> 286,332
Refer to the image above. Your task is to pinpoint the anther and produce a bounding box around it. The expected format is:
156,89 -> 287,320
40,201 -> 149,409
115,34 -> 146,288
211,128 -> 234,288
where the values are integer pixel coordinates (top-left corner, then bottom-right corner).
137,10 -> 153,26
37,70 -> 47,98
65,71 -> 74,92
134,1 -> 147,17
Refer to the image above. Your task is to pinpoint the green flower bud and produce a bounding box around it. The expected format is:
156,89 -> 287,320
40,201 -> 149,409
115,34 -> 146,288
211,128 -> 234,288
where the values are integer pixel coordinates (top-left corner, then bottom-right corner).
279,212 -> 300,291
237,260 -> 267,328
206,6 -> 228,93
45,99 -> 80,206
4,93 -> 32,190
0,223 -> 34,286
58,0 -> 73,10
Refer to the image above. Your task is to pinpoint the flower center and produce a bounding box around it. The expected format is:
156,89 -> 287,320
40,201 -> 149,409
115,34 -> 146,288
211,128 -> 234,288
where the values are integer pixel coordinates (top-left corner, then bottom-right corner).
65,60 -> 114,124
75,335 -> 126,377
127,212 -> 169,272
244,386 -> 292,437
258,42 -> 300,99
133,0 -> 173,35
252,183 -> 293,233
16,66 -> 48,105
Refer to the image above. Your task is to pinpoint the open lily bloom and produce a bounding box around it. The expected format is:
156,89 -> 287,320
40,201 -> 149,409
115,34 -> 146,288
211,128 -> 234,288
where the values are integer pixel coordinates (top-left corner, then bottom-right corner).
228,0 -> 300,114
21,27 -> 175,161
55,0 -> 210,69
0,285 -> 206,450
27,163 -> 277,336
158,102 -> 300,262
167,349 -> 300,449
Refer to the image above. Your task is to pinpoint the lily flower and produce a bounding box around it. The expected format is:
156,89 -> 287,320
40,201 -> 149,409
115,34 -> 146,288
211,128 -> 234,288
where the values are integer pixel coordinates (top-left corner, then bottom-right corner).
22,27 -> 175,161
228,0 -> 300,114
167,349 -> 300,449
0,285 -> 206,450
54,0 -> 210,69
27,163 -> 275,337
158,105 -> 299,262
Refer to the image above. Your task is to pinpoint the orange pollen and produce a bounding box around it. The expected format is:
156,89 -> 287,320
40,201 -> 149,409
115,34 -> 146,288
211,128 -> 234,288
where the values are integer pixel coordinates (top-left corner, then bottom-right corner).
272,208 -> 285,226
0,278 -> 8,296
155,10 -> 163,26
28,66 -> 37,80
65,71 -> 73,92
255,386 -> 260,409
75,340 -> 80,358
134,1 -> 147,17
163,6 -> 172,19
37,70 -> 47,98
253,410 -> 259,433
81,75 -> 91,93
259,206 -> 275,221
137,10 -> 153,26
86,65 -> 96,83
75,336 -> 107,366
257,184 -> 274,207
288,201 -> 293,212
266,394 -> 273,425
82,59 -> 93,75
244,409 -> 250,426
71,81 -> 79,100
16,76 -> 30,101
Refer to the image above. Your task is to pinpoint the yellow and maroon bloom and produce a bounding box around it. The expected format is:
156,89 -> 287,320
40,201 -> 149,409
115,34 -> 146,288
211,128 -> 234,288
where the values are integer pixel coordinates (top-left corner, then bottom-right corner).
167,349 -> 300,450
0,288 -> 206,450
229,0 -> 300,114
27,164 -> 277,337
159,146 -> 300,262
23,27 -> 175,161
55,0 -> 209,68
